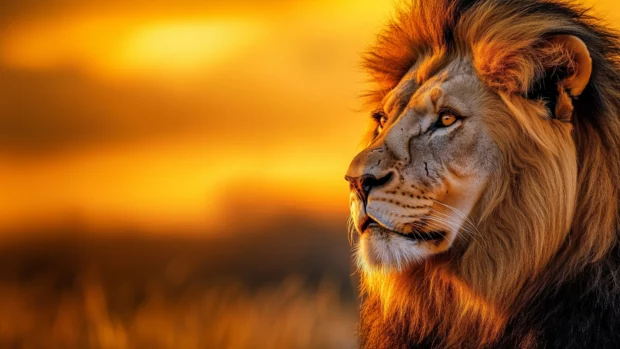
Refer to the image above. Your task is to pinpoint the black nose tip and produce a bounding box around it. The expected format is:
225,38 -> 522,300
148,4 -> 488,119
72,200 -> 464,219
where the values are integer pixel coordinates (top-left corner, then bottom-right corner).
345,173 -> 393,203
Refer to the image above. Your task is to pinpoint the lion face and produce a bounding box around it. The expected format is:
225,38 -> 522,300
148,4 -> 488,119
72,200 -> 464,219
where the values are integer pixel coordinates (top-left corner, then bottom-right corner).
346,58 -> 502,271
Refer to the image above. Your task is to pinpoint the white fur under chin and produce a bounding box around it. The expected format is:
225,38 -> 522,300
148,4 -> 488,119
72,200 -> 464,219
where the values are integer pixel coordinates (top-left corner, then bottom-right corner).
357,231 -> 436,272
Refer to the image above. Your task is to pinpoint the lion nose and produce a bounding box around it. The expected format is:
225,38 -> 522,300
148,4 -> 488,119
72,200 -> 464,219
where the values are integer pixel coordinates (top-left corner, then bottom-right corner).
345,173 -> 393,203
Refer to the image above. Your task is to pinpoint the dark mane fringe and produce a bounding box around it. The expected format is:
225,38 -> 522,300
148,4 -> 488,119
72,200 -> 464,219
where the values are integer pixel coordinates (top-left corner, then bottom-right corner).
360,0 -> 620,348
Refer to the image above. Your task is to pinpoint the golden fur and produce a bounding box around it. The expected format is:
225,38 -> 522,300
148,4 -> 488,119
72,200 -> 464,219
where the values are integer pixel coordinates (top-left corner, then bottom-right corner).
356,0 -> 620,347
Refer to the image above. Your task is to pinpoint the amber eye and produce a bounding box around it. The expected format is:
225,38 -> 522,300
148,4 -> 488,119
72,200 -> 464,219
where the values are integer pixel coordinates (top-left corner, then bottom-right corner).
437,111 -> 458,128
372,111 -> 388,133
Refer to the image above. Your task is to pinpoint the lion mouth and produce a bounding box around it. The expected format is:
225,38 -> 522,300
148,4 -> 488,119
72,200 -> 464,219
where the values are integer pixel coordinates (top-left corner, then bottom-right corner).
361,217 -> 446,243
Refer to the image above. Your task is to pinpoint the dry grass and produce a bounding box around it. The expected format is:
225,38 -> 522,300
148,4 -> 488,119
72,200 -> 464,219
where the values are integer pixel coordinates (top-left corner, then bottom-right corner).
0,275 -> 357,349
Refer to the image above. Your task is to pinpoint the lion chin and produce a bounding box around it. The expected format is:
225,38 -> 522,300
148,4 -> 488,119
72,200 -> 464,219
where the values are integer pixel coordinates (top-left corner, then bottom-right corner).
347,0 -> 620,348
356,222 -> 448,271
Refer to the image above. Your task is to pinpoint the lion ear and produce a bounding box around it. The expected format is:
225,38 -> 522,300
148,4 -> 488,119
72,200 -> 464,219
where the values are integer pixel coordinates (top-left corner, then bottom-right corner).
535,35 -> 592,121
549,35 -> 592,97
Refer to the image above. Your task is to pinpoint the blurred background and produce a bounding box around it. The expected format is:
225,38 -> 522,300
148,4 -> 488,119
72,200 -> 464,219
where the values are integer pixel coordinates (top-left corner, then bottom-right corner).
0,0 -> 618,348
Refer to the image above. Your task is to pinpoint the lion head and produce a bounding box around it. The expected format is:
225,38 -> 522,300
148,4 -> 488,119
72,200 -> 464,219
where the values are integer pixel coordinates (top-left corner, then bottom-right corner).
346,0 -> 620,347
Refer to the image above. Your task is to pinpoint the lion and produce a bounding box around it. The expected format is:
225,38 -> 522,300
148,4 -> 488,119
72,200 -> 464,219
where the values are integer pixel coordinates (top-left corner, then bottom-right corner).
345,0 -> 620,348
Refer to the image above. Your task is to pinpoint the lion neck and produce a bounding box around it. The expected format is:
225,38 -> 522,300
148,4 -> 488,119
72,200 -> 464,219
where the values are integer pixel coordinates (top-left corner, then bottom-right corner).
359,257 -> 508,349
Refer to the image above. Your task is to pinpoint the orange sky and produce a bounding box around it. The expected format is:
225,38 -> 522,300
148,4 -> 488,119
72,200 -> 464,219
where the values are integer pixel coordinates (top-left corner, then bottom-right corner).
1,0 -> 619,235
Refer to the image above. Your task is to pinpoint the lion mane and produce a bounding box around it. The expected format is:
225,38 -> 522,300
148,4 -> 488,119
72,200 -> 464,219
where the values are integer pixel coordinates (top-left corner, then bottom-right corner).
358,0 -> 620,348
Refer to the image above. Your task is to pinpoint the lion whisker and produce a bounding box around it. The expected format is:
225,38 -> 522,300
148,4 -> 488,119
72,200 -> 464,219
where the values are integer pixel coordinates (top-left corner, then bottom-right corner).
347,217 -> 356,247
431,200 -> 480,232
424,212 -> 484,245
429,207 -> 482,239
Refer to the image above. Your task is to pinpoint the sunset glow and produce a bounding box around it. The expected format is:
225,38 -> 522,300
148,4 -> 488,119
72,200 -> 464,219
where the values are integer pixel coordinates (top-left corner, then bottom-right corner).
1,17 -> 264,79
116,20 -> 263,75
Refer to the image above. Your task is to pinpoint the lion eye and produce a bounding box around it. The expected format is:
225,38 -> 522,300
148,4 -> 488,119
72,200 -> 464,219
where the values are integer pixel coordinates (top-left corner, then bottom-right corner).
436,111 -> 459,128
372,111 -> 388,133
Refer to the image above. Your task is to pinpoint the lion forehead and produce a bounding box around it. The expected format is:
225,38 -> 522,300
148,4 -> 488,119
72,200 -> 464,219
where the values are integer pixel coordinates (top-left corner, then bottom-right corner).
381,58 -> 488,121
